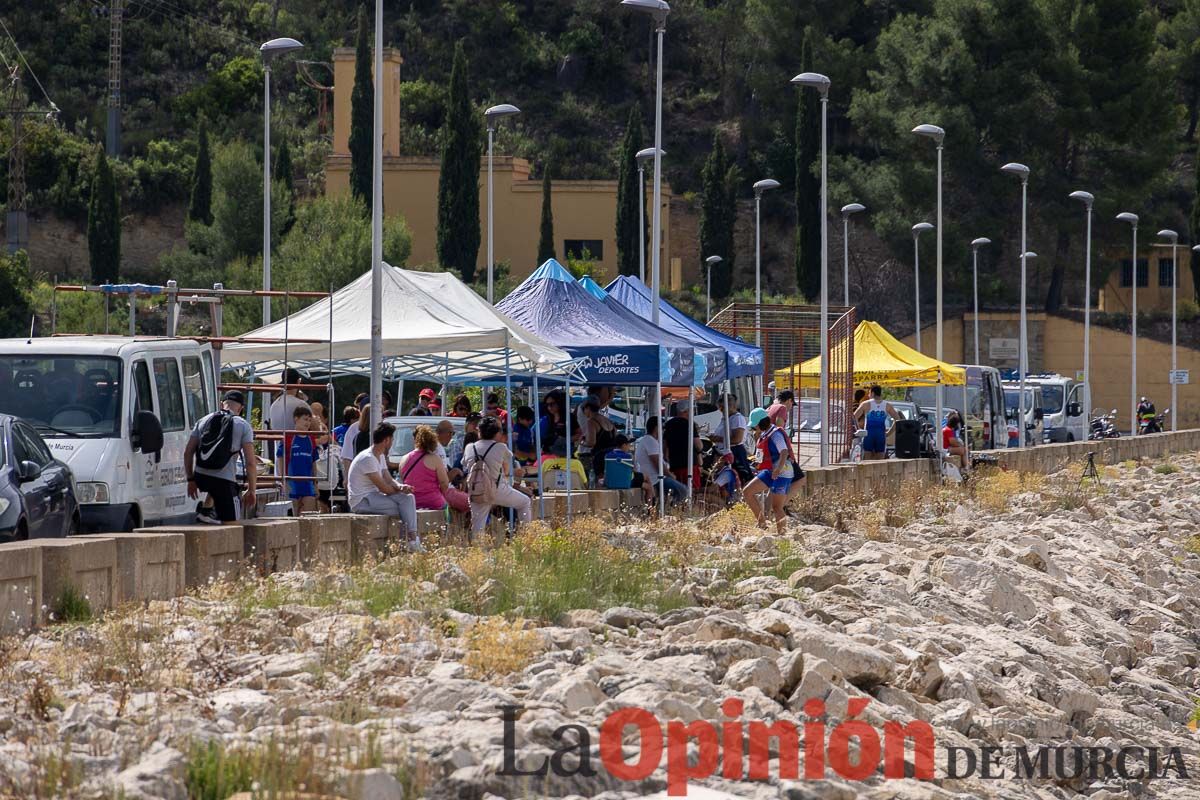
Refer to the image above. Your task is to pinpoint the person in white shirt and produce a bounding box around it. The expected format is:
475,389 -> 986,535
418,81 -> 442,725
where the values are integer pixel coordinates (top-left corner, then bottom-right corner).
634,416 -> 685,508
268,368 -> 312,434
711,393 -> 753,482
346,421 -> 421,551
461,416 -> 531,537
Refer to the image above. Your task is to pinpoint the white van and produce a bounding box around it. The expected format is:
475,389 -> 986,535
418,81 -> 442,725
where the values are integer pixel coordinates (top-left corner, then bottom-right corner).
906,365 -> 1007,450
0,336 -> 217,531
1002,382 -> 1045,447
1025,374 -> 1086,442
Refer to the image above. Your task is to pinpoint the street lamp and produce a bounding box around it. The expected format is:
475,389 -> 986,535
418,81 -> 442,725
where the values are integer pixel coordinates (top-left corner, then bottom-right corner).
753,177 -> 781,351
911,223 -> 934,352
1160,229 -> 1178,432
635,147 -> 662,286
622,0 -> 670,514
840,203 -> 865,307
791,71 -> 831,466
1069,190 -> 1094,429
704,255 -> 723,322
969,237 -> 991,366
912,124 -> 945,445
1001,162 -> 1030,447
1117,211 -> 1138,435
259,36 -> 304,326
484,103 -> 521,304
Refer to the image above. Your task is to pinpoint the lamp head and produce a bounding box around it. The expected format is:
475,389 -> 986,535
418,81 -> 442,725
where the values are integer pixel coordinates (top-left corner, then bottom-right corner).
753,178 -> 781,195
1116,212 -> 1138,226
970,237 -> 991,249
484,104 -> 521,126
705,255 -> 723,265
911,123 -> 945,144
1068,190 -> 1094,207
841,203 -> 866,217
1000,162 -> 1030,179
912,222 -> 934,237
620,0 -> 670,22
790,72 -> 831,97
1023,251 -> 1038,260
1158,229 -> 1178,243
635,147 -> 663,162
1193,245 -> 1200,253
260,37 -> 304,61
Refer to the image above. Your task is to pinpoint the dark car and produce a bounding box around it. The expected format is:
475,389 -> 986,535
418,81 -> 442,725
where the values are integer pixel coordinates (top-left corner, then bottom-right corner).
0,414 -> 79,541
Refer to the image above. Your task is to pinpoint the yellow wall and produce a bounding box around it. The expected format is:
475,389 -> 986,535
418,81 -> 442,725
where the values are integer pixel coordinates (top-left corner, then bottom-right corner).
1099,244 -> 1195,314
326,46 -> 671,282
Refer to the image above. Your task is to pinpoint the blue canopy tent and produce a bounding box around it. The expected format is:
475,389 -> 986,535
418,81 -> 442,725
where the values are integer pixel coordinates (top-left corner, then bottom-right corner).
604,275 -> 763,382
499,259 -> 701,386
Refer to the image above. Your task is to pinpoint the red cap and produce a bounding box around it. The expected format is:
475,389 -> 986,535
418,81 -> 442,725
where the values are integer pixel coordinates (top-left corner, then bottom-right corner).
419,388 -> 437,400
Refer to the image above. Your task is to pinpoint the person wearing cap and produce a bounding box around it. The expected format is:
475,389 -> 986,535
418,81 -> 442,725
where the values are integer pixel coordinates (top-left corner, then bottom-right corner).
743,409 -> 798,534
410,387 -> 437,417
185,390 -> 257,524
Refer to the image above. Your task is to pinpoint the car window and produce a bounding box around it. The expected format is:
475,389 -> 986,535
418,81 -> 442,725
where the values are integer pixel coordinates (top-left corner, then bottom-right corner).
9,424 -> 30,464
152,358 -> 186,432
13,423 -> 51,467
132,361 -> 154,415
181,356 -> 211,427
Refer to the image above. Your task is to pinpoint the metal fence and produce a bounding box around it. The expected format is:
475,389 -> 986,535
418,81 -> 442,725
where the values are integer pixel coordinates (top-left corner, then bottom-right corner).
709,303 -> 856,465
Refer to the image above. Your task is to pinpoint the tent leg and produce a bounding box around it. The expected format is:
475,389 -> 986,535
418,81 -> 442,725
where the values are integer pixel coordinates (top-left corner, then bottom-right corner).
565,371 -> 572,523
504,332 -> 514,539
533,370 -> 544,520
656,382 -> 664,517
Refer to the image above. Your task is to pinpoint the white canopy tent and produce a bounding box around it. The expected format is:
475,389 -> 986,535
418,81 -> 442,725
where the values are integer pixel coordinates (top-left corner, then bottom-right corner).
222,265 -> 582,382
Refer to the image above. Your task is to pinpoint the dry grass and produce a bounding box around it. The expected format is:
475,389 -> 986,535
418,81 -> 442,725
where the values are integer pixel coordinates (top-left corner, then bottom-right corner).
463,616 -> 544,678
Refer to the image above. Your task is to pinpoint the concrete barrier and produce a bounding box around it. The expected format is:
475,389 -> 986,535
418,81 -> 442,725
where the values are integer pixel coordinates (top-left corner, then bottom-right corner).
0,541 -> 41,634
241,519 -> 301,575
296,515 -> 352,566
88,532 -> 185,604
414,509 -> 447,534
37,537 -> 119,616
142,525 -> 244,589
582,489 -> 622,512
347,514 -> 393,561
541,491 -> 592,522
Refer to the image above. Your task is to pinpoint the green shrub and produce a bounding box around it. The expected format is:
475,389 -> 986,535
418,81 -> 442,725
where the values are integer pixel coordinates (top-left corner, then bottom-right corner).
52,584 -> 91,623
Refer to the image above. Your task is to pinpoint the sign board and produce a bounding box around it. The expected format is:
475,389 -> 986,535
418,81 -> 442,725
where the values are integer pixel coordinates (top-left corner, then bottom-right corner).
1075,371 -> 1086,383
1169,369 -> 1190,385
989,338 -> 1019,360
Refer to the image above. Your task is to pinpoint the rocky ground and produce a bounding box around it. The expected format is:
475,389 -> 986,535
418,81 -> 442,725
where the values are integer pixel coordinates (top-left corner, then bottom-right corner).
1,456 -> 1200,800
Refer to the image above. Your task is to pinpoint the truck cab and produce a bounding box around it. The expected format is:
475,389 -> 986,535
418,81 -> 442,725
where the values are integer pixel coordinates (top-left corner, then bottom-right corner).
0,337 -> 217,531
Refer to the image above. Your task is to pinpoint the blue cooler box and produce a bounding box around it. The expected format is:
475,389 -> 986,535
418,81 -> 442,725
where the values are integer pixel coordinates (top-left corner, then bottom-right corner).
605,454 -> 634,489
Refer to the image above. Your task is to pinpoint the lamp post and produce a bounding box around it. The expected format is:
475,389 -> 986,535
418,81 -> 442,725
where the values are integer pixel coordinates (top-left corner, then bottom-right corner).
704,255 -> 722,322
1160,229 -> 1178,431
791,71 -> 831,466
1001,162 -> 1030,446
259,36 -> 304,327
969,237 -> 991,366
753,178 -> 781,351
1117,212 -> 1139,435
840,203 -> 865,307
1021,250 -> 1038,444
1069,190 -> 1094,429
484,103 -> 521,304
912,124 -> 945,441
368,1 -> 383,429
911,222 -> 934,352
622,0 -> 670,514
635,147 -> 661,285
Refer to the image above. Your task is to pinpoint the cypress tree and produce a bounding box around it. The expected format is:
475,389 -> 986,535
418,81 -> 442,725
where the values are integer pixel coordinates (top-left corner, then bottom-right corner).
188,121 -> 213,225
87,150 -> 121,284
276,137 -> 295,231
538,167 -> 555,263
436,41 -> 482,281
794,27 -> 820,301
700,134 -> 735,298
348,5 -> 373,210
614,106 -> 644,277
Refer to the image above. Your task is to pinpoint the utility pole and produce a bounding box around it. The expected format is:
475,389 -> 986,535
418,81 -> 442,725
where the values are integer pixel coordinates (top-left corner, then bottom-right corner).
106,0 -> 123,157
7,67 -> 27,253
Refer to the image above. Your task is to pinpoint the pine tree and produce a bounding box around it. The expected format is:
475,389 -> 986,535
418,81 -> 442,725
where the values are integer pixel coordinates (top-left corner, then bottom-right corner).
436,41 -> 482,281
794,27 -> 820,302
614,106 -> 644,277
348,5 -> 373,211
538,167 -> 555,263
276,137 -> 295,231
188,121 -> 213,225
699,134 -> 735,298
87,149 -> 121,284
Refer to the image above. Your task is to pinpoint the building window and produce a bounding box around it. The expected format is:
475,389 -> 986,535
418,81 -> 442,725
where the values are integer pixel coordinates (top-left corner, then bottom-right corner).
1158,259 -> 1175,287
564,239 -> 603,261
1120,258 -> 1148,288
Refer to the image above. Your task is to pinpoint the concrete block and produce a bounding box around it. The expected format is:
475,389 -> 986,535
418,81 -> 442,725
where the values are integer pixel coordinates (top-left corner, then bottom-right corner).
296,515 -> 352,566
241,519 -> 301,575
0,541 -> 42,634
37,537 -> 118,616
616,488 -> 644,511
142,525 -> 244,589
87,532 -> 185,604
415,509 -> 447,534
541,491 -> 591,522
581,489 -> 621,512
347,514 -> 392,562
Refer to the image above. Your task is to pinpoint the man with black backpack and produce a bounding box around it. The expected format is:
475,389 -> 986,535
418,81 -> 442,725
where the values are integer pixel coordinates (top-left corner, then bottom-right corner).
185,390 -> 257,523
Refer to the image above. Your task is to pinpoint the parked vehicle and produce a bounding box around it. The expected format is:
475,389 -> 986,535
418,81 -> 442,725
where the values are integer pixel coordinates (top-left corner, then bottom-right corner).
907,365 -> 1006,450
1139,407 -> 1170,435
1090,408 -> 1121,440
1002,383 -> 1045,447
1026,374 -> 1087,442
384,415 -> 466,463
0,413 -> 80,540
0,336 -> 211,531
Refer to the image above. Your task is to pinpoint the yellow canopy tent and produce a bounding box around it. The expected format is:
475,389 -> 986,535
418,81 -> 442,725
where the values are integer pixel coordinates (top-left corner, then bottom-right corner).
775,320 -> 965,389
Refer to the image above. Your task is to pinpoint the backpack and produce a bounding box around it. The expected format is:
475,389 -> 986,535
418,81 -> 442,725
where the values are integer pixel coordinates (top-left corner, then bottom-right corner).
466,441 -> 500,505
196,411 -> 237,471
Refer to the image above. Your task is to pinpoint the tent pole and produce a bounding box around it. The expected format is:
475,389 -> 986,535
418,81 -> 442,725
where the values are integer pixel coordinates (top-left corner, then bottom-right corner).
565,370 -> 572,522
398,379 -> 405,414
686,388 -> 694,513
533,369 -> 544,519
504,331 -> 514,537
328,283 -> 335,508
656,381 -> 664,517
723,379 -> 731,467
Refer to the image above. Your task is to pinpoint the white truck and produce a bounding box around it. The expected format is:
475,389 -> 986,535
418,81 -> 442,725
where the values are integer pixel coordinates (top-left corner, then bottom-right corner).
1025,374 -> 1087,442
0,336 -> 218,531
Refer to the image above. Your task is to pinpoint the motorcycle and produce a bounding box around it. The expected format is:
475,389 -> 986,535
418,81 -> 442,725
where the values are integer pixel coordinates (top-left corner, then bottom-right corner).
1138,407 -> 1170,435
1089,408 -> 1121,440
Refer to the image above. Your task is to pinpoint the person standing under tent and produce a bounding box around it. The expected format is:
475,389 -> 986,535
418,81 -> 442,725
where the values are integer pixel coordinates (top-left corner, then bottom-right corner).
636,416 -> 685,509
185,390 -> 258,524
663,399 -> 702,490
485,393 -> 509,425
853,385 -> 901,461
285,406 -> 322,515
268,368 -> 312,434
581,401 -> 619,485
347,422 -> 422,551
539,390 -> 570,458
711,393 -> 752,483
462,416 -> 532,538
449,394 -> 473,417
512,406 -> 538,465
409,387 -> 436,416
767,389 -> 795,431
334,406 -> 359,447
743,412 -> 798,534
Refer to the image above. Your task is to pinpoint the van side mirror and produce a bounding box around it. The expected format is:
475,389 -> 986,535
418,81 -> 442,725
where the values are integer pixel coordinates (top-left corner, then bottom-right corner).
1034,407 -> 1044,420
132,410 -> 164,455
1066,402 -> 1081,417
16,460 -> 41,482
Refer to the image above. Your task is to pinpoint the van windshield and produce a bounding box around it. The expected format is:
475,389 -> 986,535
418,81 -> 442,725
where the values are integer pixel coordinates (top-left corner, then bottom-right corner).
1003,388 -> 1037,417
1038,385 -> 1064,414
907,386 -> 981,419
0,356 -> 123,438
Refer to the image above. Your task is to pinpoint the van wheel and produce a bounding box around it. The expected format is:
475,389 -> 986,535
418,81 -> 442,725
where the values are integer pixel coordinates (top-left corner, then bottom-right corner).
66,514 -> 80,537
122,510 -> 139,532
14,520 -> 27,541
1067,434 -> 1075,442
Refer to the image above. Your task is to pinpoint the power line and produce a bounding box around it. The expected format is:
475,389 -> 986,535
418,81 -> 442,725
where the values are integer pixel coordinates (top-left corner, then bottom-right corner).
127,0 -> 257,47
0,16 -> 55,110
